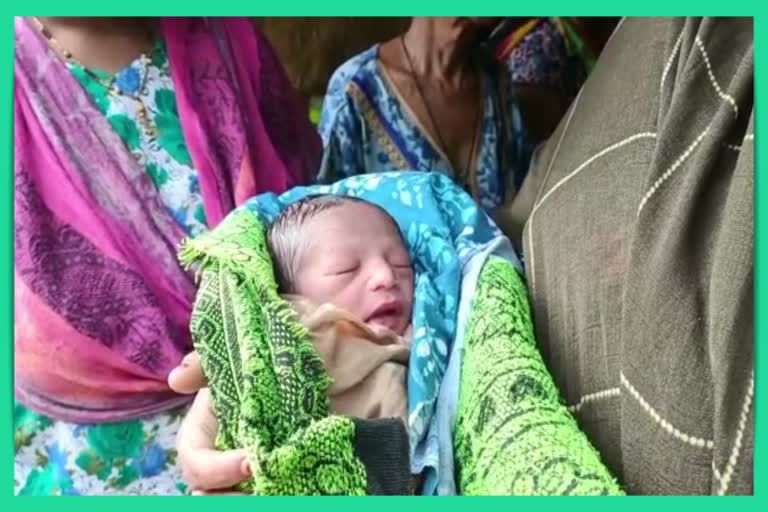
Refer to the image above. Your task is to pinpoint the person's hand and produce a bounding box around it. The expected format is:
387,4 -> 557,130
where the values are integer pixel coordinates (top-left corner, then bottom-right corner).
169,352 -> 251,495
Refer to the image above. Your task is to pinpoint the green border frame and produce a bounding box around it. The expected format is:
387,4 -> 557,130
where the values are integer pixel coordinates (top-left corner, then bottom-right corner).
2,3 -> 764,507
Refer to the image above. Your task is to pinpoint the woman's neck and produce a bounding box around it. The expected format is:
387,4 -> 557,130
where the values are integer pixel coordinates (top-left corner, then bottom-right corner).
32,17 -> 157,74
36,17 -> 152,35
401,17 -> 480,84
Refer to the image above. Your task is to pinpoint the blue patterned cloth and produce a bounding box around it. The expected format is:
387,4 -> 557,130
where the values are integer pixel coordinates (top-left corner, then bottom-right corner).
240,171 -> 522,493
317,47 -> 533,212
431,235 -> 521,495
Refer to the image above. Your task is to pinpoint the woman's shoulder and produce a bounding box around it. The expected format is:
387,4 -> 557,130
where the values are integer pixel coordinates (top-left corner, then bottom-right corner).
326,46 -> 381,97
319,46 -> 383,135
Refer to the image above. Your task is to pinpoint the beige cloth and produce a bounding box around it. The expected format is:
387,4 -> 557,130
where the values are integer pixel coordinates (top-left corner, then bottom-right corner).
288,297 -> 410,423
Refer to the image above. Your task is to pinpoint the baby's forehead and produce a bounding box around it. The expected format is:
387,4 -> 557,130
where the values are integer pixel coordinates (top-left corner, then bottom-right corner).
303,201 -> 406,252
308,200 -> 395,228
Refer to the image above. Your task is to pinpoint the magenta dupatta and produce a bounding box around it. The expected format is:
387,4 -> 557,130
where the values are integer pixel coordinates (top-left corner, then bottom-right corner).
14,17 -> 321,423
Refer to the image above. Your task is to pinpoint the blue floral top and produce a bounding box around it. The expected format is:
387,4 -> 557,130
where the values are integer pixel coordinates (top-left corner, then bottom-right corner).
318,46 -> 532,212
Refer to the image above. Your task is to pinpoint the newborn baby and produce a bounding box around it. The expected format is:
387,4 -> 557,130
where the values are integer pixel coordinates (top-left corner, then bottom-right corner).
268,195 -> 413,422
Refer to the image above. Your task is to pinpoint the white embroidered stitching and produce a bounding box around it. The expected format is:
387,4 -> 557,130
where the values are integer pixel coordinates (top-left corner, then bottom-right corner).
637,126 -> 710,215
567,388 -> 621,413
712,462 -> 723,487
621,372 -> 714,449
660,30 -> 685,93
604,17 -> 626,48
695,35 -> 739,118
525,88 -> 583,292
527,132 -> 657,293
716,373 -> 754,495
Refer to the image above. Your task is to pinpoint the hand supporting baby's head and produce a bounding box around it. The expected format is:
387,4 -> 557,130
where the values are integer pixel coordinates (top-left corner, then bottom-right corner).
268,195 -> 414,336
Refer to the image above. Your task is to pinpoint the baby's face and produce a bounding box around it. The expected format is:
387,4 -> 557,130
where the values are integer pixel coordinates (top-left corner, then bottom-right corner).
293,201 -> 414,336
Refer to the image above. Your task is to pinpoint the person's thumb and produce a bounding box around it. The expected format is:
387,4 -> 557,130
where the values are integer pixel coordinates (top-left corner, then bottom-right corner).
168,351 -> 206,394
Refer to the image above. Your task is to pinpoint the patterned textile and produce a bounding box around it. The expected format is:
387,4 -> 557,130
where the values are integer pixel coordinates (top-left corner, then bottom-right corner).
183,172 -> 524,493
181,209 -> 368,495
182,181 -> 622,495
317,47 -> 532,211
496,17 -> 753,494
69,40 -> 207,237
15,24 -> 203,499
14,404 -> 187,496
14,16 -> 320,495
14,16 -> 320,424
501,18 -> 587,103
455,257 -> 622,495
431,235 -> 519,495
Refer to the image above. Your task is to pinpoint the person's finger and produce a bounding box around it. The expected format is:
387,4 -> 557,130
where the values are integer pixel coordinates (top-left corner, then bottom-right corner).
182,448 -> 251,491
177,389 -> 251,491
168,351 -> 206,394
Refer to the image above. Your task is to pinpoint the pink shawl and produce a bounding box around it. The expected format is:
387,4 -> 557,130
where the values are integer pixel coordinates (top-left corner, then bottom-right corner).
14,17 -> 321,423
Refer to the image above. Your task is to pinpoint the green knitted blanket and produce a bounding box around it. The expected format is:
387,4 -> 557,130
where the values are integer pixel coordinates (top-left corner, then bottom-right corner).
180,208 -> 623,495
180,209 -> 367,495
455,256 -> 623,495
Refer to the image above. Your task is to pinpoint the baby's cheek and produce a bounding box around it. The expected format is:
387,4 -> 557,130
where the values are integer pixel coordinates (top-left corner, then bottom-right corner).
297,277 -> 339,306
324,282 -> 364,315
338,292 -> 367,317
401,272 -> 415,296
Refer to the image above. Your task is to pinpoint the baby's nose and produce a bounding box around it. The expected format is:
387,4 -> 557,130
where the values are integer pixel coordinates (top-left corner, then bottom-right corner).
369,262 -> 397,290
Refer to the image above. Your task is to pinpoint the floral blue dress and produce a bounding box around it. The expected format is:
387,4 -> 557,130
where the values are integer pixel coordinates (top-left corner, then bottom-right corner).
318,46 -> 532,212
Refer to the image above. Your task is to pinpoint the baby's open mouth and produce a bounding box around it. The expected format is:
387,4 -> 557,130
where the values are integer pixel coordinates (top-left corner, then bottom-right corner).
365,301 -> 404,331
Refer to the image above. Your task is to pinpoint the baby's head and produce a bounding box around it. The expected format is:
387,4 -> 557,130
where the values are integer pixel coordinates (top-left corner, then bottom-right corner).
268,195 -> 414,336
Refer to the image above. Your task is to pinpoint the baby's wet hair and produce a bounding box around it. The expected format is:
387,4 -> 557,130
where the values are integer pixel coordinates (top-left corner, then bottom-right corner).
267,195 -> 397,293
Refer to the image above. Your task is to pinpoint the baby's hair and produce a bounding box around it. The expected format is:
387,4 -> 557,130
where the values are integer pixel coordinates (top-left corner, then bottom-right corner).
268,195 -> 395,293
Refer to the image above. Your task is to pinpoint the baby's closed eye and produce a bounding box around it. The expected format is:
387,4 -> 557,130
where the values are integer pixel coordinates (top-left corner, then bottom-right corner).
389,253 -> 412,269
325,262 -> 360,276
